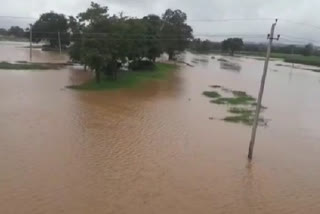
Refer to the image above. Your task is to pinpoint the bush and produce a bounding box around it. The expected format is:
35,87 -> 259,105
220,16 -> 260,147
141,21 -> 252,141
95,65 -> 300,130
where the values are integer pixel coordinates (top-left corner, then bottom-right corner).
129,60 -> 155,71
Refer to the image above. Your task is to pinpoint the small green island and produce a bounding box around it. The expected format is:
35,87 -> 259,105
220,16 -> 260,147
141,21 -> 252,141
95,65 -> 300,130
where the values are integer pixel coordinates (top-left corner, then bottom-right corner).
68,63 -> 177,91
0,61 -> 66,70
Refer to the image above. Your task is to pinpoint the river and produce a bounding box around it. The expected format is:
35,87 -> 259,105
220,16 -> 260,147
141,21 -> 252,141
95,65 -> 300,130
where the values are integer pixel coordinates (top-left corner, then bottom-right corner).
1,42 -> 320,213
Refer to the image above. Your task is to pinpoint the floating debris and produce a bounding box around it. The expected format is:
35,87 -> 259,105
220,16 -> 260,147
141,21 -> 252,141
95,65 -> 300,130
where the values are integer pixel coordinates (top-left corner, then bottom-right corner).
220,61 -> 242,72
217,58 -> 229,62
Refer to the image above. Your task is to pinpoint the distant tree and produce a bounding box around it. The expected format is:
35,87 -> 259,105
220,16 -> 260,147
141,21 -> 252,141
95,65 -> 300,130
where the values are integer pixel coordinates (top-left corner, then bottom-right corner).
0,28 -> 7,36
190,38 -> 221,52
8,26 -> 25,37
222,38 -> 244,56
161,9 -> 193,60
303,43 -> 313,56
32,12 -> 70,48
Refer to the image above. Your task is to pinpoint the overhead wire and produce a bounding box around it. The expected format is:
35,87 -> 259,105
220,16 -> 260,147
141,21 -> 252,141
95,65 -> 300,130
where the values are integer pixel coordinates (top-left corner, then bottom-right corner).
188,18 -> 275,22
2,16 -> 320,45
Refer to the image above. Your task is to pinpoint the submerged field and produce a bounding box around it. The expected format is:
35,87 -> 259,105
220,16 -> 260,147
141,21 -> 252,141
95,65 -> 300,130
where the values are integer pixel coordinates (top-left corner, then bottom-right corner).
1,42 -> 320,214
241,51 -> 320,67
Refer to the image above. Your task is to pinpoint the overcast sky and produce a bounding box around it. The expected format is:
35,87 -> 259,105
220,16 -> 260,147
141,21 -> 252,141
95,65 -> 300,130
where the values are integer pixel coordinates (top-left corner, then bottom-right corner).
1,0 -> 319,44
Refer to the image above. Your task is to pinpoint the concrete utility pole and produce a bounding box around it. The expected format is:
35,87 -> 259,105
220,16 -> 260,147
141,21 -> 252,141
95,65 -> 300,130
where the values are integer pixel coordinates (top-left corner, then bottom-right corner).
58,31 -> 62,55
29,24 -> 32,62
248,19 -> 280,160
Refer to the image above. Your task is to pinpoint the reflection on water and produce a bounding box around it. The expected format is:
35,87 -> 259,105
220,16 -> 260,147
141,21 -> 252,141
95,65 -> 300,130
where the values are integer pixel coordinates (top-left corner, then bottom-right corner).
1,45 -> 320,214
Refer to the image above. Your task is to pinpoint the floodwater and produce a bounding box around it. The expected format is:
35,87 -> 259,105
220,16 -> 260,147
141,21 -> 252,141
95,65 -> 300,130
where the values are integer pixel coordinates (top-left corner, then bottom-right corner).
1,42 -> 320,213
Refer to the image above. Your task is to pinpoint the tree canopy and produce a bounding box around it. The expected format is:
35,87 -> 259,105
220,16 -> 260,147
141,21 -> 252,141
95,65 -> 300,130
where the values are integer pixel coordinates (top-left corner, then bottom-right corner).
8,26 -> 25,37
161,9 -> 193,60
222,38 -> 244,55
68,2 -> 194,83
32,12 -> 70,48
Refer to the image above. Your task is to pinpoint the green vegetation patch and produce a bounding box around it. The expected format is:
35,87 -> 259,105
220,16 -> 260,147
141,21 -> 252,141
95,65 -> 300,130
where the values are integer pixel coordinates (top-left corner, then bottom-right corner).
204,86 -> 268,126
242,51 -> 320,67
211,91 -> 255,105
0,61 -> 59,70
284,55 -> 320,67
203,91 -> 221,98
224,107 -> 267,126
68,63 -> 177,91
223,114 -> 253,125
228,107 -> 254,115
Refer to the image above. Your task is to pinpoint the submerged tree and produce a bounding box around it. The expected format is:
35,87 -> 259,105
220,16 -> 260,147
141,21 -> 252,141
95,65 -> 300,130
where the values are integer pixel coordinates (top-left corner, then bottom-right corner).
31,12 -> 70,48
161,9 -> 193,60
68,2 -> 194,83
222,38 -> 244,56
142,15 -> 163,62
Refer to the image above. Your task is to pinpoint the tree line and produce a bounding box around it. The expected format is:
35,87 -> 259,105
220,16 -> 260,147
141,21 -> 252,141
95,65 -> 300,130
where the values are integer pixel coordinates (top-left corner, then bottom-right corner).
0,2 -> 318,84
0,26 -> 25,38
191,38 -> 319,56
21,2 -> 193,82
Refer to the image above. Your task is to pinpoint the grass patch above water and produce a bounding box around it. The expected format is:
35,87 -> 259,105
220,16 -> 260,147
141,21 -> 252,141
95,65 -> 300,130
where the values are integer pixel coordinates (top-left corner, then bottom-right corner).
241,51 -> 320,67
211,92 -> 255,105
228,107 -> 254,115
203,91 -> 221,98
204,86 -> 268,126
224,107 -> 267,126
68,63 -> 177,91
223,114 -> 253,125
284,55 -> 320,67
0,61 -> 60,70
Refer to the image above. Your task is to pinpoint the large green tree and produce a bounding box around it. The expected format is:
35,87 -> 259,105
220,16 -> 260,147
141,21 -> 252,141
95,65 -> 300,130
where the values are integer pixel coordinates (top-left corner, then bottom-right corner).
70,2 -> 127,82
32,12 -> 70,48
161,9 -> 193,60
221,38 -> 244,56
69,2 -> 194,83
142,15 -> 163,62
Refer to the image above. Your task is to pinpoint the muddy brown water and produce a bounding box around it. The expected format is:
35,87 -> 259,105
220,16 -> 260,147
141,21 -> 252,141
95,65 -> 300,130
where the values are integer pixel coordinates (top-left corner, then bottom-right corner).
1,42 -> 320,213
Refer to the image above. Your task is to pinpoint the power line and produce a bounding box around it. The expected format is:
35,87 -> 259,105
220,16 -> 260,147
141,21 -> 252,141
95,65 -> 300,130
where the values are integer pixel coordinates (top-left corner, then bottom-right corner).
281,19 -> 320,31
188,18 -> 275,22
281,34 -> 320,44
29,31 -> 267,39
0,15 -> 36,20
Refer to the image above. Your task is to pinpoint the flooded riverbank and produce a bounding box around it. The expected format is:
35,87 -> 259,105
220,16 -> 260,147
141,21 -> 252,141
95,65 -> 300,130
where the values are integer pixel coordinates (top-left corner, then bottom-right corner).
1,43 -> 320,213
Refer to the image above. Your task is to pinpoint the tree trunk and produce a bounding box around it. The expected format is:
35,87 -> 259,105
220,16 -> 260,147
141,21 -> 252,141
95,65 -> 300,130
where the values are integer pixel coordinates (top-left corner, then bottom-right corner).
114,69 -> 117,80
84,64 -> 87,72
95,69 -> 101,83
168,51 -> 174,61
230,49 -> 234,56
